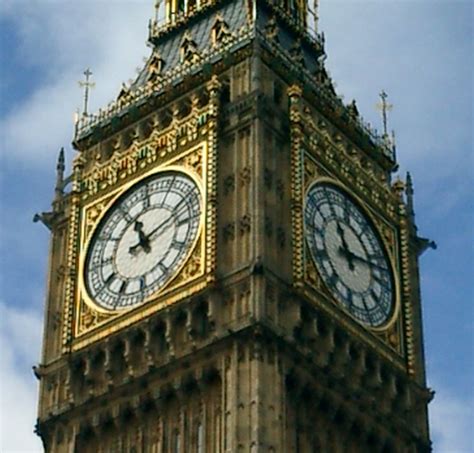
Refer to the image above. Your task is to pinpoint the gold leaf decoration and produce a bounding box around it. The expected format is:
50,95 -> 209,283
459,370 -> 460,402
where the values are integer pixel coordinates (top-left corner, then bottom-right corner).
78,299 -> 114,335
183,152 -> 203,177
305,257 -> 321,289
303,159 -> 317,190
181,254 -> 202,280
83,196 -> 114,242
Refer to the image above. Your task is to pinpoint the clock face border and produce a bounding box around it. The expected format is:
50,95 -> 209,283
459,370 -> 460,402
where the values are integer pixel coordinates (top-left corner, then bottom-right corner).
303,177 -> 401,333
69,137 -> 217,350
80,168 -> 204,313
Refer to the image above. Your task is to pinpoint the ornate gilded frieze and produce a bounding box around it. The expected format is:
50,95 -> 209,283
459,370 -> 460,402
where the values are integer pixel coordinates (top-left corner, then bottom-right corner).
61,104 -> 218,352
288,84 -> 406,363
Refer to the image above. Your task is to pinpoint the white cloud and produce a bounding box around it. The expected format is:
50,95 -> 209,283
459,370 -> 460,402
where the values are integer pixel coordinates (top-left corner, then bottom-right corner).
0,301 -> 43,452
1,1 -> 151,167
1,2 -> 472,452
430,382 -> 474,452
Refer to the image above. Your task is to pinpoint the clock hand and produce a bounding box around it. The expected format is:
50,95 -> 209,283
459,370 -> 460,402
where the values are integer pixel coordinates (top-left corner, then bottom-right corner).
129,221 -> 151,255
339,247 -> 388,272
143,198 -> 191,242
143,214 -> 175,242
129,199 -> 192,255
336,222 -> 355,270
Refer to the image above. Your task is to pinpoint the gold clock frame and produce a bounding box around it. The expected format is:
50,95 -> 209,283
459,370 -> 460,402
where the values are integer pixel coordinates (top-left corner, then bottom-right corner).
302,176 -> 402,334
288,84 -> 408,365
61,100 -> 219,352
78,164 -> 205,313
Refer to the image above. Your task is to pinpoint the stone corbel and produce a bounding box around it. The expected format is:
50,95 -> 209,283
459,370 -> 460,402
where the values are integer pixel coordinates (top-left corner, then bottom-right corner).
206,294 -> 217,334
122,337 -> 134,379
103,339 -> 112,377
186,307 -> 197,348
164,314 -> 175,358
194,367 -> 206,392
110,404 -> 121,427
82,354 -> 93,387
143,320 -> 156,370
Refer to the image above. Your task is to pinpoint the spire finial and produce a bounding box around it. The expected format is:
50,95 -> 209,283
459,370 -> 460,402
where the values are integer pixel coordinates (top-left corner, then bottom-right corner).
78,68 -> 95,117
376,90 -> 393,137
55,147 -> 65,199
406,171 -> 415,218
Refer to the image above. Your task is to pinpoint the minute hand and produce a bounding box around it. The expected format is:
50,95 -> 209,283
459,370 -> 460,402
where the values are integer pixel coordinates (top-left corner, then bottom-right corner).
343,249 -> 388,272
145,198 -> 190,241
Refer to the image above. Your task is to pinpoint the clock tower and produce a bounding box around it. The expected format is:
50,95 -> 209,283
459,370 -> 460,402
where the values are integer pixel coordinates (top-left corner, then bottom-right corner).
35,0 -> 433,451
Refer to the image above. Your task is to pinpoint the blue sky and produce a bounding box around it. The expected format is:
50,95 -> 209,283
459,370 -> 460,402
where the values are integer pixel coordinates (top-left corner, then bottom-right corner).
0,0 -> 472,451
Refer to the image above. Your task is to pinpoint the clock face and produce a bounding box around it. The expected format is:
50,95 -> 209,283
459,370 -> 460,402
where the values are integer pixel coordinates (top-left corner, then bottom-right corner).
84,171 -> 202,311
304,183 -> 394,327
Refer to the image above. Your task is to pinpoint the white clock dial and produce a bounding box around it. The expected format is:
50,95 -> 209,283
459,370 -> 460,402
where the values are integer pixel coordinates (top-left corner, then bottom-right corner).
304,183 -> 394,327
84,171 -> 201,310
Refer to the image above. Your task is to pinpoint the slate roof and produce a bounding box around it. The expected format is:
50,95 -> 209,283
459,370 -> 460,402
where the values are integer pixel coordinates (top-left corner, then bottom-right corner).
131,0 -> 249,91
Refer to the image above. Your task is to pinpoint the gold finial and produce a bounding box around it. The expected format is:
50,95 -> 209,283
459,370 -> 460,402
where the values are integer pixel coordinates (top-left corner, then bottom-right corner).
391,177 -> 405,198
376,90 -> 393,137
78,68 -> 95,117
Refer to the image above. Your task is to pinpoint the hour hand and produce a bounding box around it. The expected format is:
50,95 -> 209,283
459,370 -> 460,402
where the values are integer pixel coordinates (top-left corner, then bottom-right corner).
129,221 -> 151,255
129,240 -> 150,256
336,223 -> 355,270
129,242 -> 142,256
338,245 -> 354,269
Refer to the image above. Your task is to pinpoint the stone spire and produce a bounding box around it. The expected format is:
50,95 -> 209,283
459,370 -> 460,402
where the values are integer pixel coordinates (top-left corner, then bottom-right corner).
405,171 -> 415,220
55,147 -> 65,199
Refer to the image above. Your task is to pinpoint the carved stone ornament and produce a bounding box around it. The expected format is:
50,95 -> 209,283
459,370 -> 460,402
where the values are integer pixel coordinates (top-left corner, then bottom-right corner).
77,299 -> 114,335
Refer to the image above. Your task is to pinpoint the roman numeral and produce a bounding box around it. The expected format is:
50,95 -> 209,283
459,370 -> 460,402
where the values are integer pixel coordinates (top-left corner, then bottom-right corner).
347,289 -> 354,308
90,257 -> 113,272
328,273 -> 338,287
162,176 -> 176,205
171,239 -> 185,249
105,273 -> 116,285
158,262 -> 168,274
319,248 -> 330,259
119,280 -> 127,295
177,213 -> 199,227
361,298 -> 375,326
139,276 -> 146,291
142,184 -> 150,208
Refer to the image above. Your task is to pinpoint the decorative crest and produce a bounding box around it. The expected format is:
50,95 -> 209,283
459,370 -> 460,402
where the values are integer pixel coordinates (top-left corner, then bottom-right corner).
148,49 -> 165,81
180,32 -> 200,64
211,15 -> 231,46
78,68 -> 95,117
